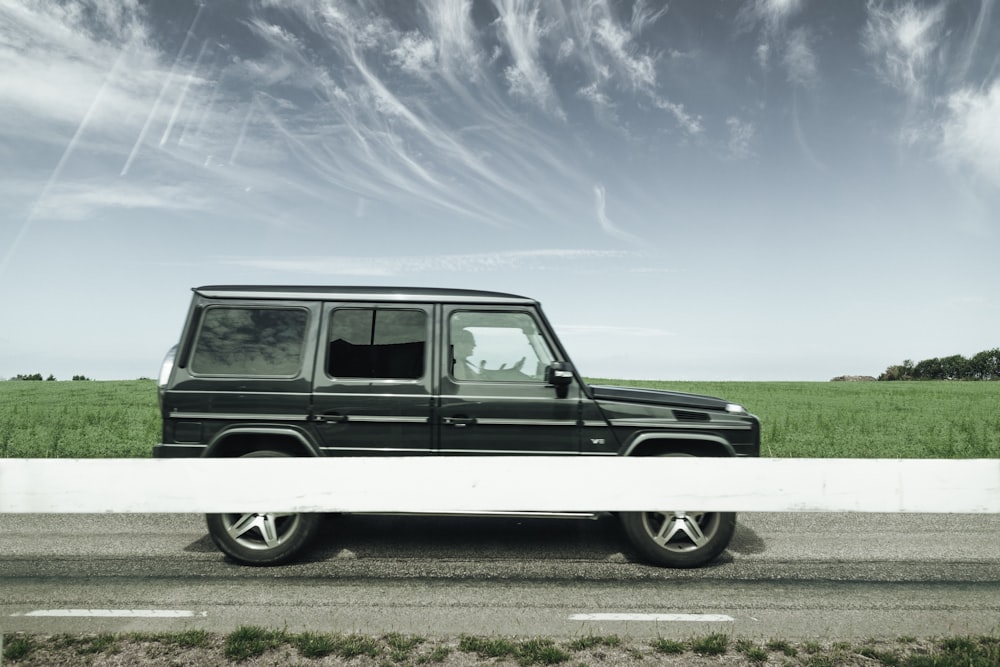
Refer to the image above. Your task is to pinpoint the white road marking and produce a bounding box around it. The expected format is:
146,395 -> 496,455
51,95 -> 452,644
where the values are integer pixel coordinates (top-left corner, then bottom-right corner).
570,613 -> 734,622
10,610 -> 207,618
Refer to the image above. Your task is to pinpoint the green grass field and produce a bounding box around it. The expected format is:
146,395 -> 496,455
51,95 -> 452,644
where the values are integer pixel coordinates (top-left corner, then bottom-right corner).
1,379 -> 998,458
0,380 -> 160,458
593,379 -> 1000,459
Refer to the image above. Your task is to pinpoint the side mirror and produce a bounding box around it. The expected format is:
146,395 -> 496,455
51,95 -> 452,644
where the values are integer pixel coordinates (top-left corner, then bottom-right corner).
545,361 -> 575,398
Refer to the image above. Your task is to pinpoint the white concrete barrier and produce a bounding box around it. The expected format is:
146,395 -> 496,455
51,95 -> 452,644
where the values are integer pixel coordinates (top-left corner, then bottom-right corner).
1,457 -> 998,514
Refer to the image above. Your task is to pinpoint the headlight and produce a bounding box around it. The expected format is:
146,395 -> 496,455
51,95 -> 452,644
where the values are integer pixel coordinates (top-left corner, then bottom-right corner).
158,345 -> 177,404
725,403 -> 746,414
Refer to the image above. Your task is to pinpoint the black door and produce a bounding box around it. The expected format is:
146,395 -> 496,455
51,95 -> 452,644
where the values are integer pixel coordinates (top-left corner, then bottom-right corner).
438,306 -> 581,454
311,303 -> 434,455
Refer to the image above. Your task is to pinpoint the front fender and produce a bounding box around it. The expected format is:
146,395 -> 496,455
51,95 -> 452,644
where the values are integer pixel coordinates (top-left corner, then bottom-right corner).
619,432 -> 736,457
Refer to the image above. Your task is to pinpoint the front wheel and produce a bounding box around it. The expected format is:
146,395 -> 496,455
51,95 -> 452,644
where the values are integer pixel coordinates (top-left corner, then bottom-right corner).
619,454 -> 736,568
205,450 -> 321,566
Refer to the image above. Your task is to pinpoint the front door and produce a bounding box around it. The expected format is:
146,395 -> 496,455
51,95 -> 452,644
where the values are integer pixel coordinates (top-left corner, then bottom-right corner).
438,306 -> 581,454
311,302 -> 434,455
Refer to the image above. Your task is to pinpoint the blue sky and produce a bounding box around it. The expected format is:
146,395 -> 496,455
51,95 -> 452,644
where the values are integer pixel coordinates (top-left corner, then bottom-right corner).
1,0 -> 998,381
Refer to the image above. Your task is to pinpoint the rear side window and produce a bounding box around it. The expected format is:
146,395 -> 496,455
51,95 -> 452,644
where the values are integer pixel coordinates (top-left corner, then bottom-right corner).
328,308 -> 426,379
190,307 -> 309,376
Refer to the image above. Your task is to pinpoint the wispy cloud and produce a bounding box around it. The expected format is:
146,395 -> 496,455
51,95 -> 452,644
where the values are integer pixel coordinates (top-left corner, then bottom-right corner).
862,0 -> 946,99
783,28 -> 818,87
860,1 -> 999,192
654,99 -> 703,135
740,0 -> 805,35
556,324 -> 674,337
0,2 -> 156,141
494,0 -> 564,118
739,0 -> 814,87
0,0 -> 730,264
0,35 -> 135,276
594,185 -> 643,245
954,0 -> 995,84
725,117 -> 756,160
32,182 -> 212,221
218,249 -> 634,276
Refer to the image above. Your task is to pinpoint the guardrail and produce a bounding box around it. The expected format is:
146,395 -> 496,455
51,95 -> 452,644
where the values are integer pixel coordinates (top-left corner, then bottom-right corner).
1,458 -> 998,514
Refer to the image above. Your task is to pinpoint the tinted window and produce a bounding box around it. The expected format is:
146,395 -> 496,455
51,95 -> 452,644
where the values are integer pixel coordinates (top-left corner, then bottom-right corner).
191,307 -> 308,376
328,308 -> 426,379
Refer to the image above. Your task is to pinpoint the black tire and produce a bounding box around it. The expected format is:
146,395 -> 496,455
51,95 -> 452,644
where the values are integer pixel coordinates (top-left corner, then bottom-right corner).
619,453 -> 736,568
205,450 -> 321,566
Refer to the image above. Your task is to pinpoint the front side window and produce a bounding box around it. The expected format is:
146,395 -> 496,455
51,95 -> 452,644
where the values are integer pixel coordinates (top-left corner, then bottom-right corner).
450,311 -> 554,382
328,308 -> 426,379
191,307 -> 308,376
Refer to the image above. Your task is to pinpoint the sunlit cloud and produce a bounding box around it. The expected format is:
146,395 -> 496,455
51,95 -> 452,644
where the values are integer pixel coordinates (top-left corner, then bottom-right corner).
494,0 -> 565,119
862,0 -> 946,99
860,0 -> 999,193
939,82 -> 1000,188
592,15 -> 657,91
390,32 -> 438,78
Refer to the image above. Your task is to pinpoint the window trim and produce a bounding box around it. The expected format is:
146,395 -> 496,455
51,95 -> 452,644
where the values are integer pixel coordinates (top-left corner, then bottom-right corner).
325,306 -> 430,381
188,304 -> 311,378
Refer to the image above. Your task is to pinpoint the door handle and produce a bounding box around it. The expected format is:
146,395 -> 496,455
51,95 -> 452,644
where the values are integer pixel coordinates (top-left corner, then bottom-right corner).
316,412 -> 348,423
442,416 -> 476,428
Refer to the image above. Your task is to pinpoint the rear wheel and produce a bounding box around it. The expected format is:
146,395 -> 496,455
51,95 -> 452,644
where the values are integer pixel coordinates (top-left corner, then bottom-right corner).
619,453 -> 736,568
205,450 -> 321,565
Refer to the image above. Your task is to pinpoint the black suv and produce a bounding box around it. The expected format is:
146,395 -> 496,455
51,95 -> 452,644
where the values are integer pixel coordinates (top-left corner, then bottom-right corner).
155,286 -> 760,567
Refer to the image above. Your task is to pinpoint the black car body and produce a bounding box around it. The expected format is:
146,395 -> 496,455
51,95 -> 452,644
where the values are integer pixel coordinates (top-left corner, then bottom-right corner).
155,285 -> 760,566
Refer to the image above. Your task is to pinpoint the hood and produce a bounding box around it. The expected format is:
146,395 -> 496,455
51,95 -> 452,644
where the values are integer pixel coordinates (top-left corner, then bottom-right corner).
588,384 -> 730,411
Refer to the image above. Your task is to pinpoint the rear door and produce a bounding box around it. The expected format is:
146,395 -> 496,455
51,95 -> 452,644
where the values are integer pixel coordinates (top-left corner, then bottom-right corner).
438,306 -> 581,454
311,302 -> 435,455
165,300 -> 319,448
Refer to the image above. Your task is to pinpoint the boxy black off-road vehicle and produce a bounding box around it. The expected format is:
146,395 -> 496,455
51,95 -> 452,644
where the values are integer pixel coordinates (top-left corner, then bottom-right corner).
155,286 -> 760,567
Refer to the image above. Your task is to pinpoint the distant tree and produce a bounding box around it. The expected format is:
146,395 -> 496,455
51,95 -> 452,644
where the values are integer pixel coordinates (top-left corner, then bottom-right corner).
45,374 -> 57,381
912,357 -> 945,380
939,354 -> 970,380
71,375 -> 92,381
13,373 -> 43,381
879,365 -> 904,381
881,350 -> 1000,380
970,348 -> 1000,380
879,359 -> 915,381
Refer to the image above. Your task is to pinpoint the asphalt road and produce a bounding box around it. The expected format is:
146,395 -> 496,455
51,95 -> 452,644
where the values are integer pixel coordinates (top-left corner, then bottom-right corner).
1,513 -> 998,640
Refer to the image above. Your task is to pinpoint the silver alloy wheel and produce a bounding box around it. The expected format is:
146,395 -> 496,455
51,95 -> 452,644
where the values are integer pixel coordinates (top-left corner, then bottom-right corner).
640,510 -> 721,553
221,512 -> 301,550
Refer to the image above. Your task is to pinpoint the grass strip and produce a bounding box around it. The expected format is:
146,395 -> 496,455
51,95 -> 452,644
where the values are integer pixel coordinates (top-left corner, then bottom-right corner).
5,631 -> 998,665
